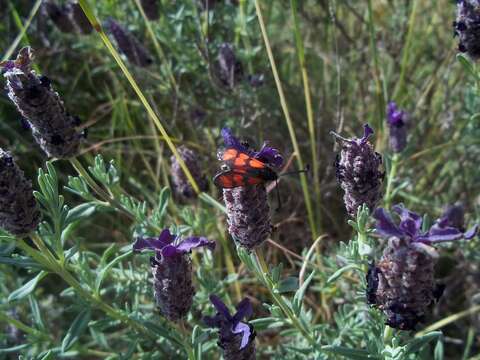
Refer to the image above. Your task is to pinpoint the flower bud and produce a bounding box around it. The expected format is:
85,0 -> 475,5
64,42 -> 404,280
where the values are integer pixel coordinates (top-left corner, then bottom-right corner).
386,102 -> 408,153
67,1 -> 93,34
0,149 -> 40,236
215,43 -> 244,89
332,124 -> 383,217
44,1 -> 76,33
1,47 -> 82,158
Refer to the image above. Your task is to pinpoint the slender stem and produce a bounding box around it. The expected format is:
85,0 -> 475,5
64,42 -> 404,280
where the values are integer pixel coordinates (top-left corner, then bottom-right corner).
383,325 -> 394,345
254,0 -> 317,240
0,311 -> 50,341
253,249 -> 317,348
384,154 -> 399,209
366,0 -> 386,134
415,304 -> 480,337
290,0 -> 321,232
393,0 -> 419,100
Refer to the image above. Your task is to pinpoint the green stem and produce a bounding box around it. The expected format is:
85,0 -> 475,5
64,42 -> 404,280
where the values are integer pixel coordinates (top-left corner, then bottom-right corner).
393,0 -> 419,100
384,154 -> 400,209
383,325 -> 394,345
253,249 -> 317,348
366,0 -> 386,133
290,0 -> 321,232
0,311 -> 50,341
254,0 -> 317,240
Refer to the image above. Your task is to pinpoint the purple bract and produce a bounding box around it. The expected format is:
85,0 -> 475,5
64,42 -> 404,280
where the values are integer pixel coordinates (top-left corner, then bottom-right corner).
373,204 -> 477,244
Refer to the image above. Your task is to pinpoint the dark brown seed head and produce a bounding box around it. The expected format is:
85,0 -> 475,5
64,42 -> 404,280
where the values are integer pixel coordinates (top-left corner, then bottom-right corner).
0,149 -> 40,236
333,125 -> 384,217
67,1 -> 93,34
44,1 -> 76,33
170,145 -> 208,198
1,48 -> 82,158
104,18 -> 153,67
140,0 -> 160,20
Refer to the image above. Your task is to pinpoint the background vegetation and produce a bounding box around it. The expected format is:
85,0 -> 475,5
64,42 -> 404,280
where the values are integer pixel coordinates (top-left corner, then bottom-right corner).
1,0 -> 479,358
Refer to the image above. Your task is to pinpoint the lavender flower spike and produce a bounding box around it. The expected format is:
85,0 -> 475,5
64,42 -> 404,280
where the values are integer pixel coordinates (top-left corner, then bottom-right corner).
332,124 -> 383,217
104,18 -> 153,67
367,205 -> 477,330
455,1 -> 480,60
219,128 -> 283,250
386,102 -> 408,153
0,149 -> 40,236
1,47 -> 82,158
204,295 -> 256,360
133,229 -> 215,321
171,145 -> 208,199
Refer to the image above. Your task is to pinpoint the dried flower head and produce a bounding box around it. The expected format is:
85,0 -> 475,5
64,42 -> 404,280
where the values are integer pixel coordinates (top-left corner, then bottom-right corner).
218,128 -> 283,250
215,44 -> 244,89
170,145 -> 208,198
44,1 -> 76,33
104,18 -> 153,67
454,0 -> 480,59
386,102 -> 408,153
0,149 -> 40,236
367,205 -> 478,330
1,47 -> 82,158
332,124 -> 383,217
204,295 -> 256,360
140,0 -> 160,20
133,229 -> 215,321
67,1 -> 93,34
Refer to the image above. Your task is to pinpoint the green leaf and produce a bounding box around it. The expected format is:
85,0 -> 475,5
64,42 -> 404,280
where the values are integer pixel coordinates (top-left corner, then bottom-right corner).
276,276 -> 298,293
65,202 -> 98,224
61,308 -> 91,352
322,345 -> 379,359
405,332 -> 442,355
38,351 -> 54,360
293,271 -> 315,314
456,53 -> 479,81
95,250 -> 132,292
326,264 -> 361,285
8,271 -> 47,302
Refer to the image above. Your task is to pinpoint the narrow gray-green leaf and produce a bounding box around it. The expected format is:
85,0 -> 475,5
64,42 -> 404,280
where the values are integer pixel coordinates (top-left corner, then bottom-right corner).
61,308 -> 91,352
9,271 -> 47,302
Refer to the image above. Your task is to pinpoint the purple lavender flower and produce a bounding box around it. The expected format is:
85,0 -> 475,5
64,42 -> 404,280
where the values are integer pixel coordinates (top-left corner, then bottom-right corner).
218,128 -> 283,250
367,205 -> 477,330
170,145 -> 208,199
332,124 -> 384,217
215,44 -> 244,89
1,47 -> 82,158
204,295 -> 256,360
133,229 -> 215,321
455,0 -> 480,59
386,102 -> 408,153
67,1 -> 93,34
0,148 -> 41,236
104,18 -> 153,67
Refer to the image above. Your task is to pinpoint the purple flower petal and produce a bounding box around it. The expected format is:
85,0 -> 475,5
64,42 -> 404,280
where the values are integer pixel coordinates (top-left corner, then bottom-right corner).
255,143 -> 283,168
176,236 -> 216,253
161,244 -> 179,257
360,124 -> 374,144
387,102 -> 407,127
221,127 -> 248,153
464,224 -> 478,239
232,321 -> 252,349
232,298 -> 253,325
393,204 -> 422,237
203,314 -> 222,328
133,229 -> 174,252
373,208 -> 404,238
209,295 -> 232,321
417,225 -> 465,243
